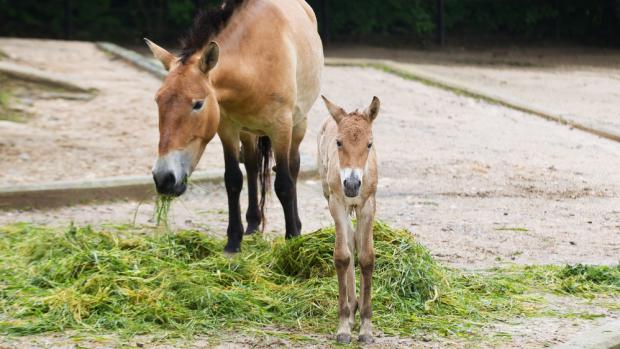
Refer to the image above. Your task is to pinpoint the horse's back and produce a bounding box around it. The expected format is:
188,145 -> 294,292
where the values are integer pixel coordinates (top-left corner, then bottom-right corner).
270,0 -> 323,119
215,0 -> 322,125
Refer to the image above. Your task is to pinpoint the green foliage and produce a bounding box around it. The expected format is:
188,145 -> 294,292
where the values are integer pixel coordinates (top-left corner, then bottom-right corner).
0,0 -> 618,45
0,222 -> 618,342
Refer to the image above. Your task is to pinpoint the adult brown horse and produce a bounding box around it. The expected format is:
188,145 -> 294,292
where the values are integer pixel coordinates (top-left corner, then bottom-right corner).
146,0 -> 323,252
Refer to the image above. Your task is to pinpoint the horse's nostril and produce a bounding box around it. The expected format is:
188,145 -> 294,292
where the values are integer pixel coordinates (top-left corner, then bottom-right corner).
344,178 -> 361,188
153,171 -> 176,193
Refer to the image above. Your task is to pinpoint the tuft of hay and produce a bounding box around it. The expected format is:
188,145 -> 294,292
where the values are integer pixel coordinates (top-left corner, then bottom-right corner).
0,222 -> 618,341
153,195 -> 174,227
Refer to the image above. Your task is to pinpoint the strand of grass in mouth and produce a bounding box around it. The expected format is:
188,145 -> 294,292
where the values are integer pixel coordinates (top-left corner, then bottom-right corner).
0,222 -> 617,343
154,195 -> 174,227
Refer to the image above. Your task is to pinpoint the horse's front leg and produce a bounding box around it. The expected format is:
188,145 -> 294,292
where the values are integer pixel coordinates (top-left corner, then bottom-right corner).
329,196 -> 353,343
220,127 -> 244,253
356,197 -> 376,343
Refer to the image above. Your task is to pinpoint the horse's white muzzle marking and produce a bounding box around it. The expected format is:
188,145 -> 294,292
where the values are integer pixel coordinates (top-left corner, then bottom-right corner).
152,150 -> 193,196
340,167 -> 363,198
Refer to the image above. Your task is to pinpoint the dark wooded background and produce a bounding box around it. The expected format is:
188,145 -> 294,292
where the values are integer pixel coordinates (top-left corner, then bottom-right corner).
0,0 -> 618,47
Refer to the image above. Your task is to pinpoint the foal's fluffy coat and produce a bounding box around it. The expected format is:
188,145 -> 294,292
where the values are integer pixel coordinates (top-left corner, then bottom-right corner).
317,96 -> 380,343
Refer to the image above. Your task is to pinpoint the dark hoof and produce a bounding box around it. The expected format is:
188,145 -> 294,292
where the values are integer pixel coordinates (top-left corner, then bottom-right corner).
244,225 -> 260,235
224,245 -> 240,254
358,334 -> 375,344
336,334 -> 351,344
285,231 -> 301,239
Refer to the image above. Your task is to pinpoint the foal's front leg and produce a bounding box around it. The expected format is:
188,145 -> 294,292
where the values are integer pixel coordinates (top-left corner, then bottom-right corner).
356,197 -> 376,343
330,196 -> 353,343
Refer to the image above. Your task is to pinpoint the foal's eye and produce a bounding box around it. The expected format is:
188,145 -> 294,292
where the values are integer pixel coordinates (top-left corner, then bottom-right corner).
192,100 -> 204,111
367,142 -> 373,149
336,140 -> 342,148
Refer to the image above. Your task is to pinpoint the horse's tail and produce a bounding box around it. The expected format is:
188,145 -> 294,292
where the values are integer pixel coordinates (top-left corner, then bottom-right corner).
256,136 -> 272,233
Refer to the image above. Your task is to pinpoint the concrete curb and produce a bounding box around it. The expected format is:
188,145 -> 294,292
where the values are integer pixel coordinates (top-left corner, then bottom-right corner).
552,319 -> 620,349
96,42 -> 166,79
0,167 -> 318,210
0,61 -> 95,93
325,57 -> 620,144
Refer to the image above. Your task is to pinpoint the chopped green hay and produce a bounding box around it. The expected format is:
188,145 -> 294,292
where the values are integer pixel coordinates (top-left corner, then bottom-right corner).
0,222 -> 618,342
154,195 -> 174,227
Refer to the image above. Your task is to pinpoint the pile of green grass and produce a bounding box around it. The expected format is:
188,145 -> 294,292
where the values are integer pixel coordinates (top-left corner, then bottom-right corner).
0,222 -> 618,342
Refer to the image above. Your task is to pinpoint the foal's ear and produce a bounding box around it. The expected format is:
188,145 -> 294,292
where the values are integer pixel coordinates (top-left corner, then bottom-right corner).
364,96 -> 380,122
199,42 -> 219,74
144,38 -> 174,71
321,95 -> 346,123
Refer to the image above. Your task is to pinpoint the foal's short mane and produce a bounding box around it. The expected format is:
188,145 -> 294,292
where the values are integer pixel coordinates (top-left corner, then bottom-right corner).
179,0 -> 246,64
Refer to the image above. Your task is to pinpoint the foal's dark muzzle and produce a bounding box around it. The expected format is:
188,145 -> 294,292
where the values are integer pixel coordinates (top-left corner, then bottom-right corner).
343,177 -> 361,198
153,171 -> 187,197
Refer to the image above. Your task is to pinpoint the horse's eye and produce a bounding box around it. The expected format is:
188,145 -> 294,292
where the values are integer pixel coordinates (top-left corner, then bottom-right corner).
192,100 -> 204,110
368,142 -> 373,149
336,140 -> 342,148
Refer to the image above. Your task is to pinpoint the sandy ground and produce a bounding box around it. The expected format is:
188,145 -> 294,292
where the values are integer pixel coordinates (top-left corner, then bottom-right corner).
0,40 -> 620,348
328,45 -> 620,137
3,63 -> 618,268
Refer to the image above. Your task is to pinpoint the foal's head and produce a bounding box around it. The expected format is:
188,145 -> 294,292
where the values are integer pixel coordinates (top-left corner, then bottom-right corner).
146,39 -> 221,196
322,96 -> 380,198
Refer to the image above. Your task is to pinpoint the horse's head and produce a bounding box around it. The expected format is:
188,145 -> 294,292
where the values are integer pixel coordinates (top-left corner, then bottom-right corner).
146,39 -> 221,196
322,96 -> 380,198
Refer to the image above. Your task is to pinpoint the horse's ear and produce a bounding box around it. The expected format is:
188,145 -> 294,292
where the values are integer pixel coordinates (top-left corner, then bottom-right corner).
144,38 -> 174,71
364,96 -> 380,121
321,95 -> 346,123
200,42 -> 219,74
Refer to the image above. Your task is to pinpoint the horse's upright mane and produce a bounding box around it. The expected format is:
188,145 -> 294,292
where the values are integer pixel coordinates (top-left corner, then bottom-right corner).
179,0 -> 246,64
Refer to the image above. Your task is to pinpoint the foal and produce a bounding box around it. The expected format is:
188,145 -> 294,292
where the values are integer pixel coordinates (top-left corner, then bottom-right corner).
318,96 -> 380,344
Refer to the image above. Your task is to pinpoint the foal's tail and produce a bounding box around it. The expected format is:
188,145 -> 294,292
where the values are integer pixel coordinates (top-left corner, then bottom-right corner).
256,136 -> 272,233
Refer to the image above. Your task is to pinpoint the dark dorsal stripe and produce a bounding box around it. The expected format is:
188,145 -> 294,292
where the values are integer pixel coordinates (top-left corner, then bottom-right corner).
179,0 -> 246,64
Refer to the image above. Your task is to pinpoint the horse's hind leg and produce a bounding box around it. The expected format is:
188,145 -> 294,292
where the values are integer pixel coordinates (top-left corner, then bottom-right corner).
220,124 -> 244,253
289,119 -> 307,233
271,118 -> 300,239
240,133 -> 260,235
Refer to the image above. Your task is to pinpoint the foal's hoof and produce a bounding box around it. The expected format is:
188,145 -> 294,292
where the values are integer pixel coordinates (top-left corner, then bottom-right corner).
336,333 -> 351,344
358,334 -> 375,344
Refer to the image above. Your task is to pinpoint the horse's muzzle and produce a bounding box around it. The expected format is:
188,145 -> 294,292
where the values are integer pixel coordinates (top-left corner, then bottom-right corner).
153,170 -> 187,196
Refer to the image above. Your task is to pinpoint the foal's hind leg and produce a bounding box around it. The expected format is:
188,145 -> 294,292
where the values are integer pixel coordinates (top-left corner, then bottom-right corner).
240,133 -> 260,235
